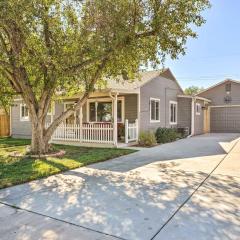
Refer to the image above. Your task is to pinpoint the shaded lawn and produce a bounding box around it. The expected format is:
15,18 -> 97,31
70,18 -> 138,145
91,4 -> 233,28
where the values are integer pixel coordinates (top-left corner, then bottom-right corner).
0,138 -> 136,189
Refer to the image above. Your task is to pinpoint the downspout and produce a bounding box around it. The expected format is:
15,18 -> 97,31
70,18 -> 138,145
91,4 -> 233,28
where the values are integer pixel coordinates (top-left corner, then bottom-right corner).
188,97 -> 195,137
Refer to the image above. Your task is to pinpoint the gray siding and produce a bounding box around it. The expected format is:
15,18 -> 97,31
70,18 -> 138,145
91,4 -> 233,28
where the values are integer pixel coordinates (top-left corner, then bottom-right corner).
124,94 -> 138,122
54,101 -> 64,120
139,76 -> 183,132
198,81 -> 240,106
11,100 -> 32,138
177,98 -> 192,132
210,107 -> 240,133
194,99 -> 204,135
12,101 -> 55,138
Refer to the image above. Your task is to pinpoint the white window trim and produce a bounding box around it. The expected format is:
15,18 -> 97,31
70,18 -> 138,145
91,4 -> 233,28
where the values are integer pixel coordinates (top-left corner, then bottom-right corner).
196,103 -> 201,115
169,100 -> 178,125
20,103 -> 29,121
86,97 -> 125,123
150,98 -> 160,123
64,102 -> 77,124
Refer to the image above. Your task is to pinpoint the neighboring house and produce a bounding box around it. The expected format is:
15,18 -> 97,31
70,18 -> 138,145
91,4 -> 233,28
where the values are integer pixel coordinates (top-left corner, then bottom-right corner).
197,79 -> 240,133
10,68 -> 209,147
0,108 -> 10,137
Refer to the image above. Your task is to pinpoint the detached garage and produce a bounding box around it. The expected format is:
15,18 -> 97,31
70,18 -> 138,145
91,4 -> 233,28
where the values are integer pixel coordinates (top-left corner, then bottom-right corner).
197,79 -> 240,134
210,106 -> 240,133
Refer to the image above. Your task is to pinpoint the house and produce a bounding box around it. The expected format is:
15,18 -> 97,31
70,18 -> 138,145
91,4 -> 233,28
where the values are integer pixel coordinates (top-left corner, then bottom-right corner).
10,68 -> 209,147
0,108 -> 10,137
197,79 -> 240,133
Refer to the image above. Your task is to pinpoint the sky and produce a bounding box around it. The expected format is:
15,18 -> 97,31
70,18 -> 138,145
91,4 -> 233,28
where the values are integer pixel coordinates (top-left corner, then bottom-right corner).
165,0 -> 240,90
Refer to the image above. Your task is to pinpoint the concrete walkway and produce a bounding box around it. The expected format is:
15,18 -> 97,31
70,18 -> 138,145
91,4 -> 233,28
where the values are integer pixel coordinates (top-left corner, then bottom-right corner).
0,133 -> 239,240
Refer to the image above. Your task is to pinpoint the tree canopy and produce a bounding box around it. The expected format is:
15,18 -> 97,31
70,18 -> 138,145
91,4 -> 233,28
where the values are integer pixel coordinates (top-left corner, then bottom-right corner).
184,85 -> 205,96
0,0 -> 210,153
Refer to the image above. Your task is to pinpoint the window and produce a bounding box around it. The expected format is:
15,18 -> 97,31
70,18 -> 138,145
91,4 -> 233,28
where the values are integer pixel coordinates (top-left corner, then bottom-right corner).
88,98 -> 124,123
196,103 -> 201,115
169,101 -> 177,124
20,104 -> 29,121
150,98 -> 160,122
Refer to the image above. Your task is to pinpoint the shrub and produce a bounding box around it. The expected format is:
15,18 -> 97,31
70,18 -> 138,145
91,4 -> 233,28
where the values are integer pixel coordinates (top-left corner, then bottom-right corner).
155,127 -> 180,144
138,131 -> 157,147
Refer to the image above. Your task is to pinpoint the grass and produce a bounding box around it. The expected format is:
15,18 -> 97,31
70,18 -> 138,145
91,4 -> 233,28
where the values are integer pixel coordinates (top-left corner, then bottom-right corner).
0,137 -> 136,189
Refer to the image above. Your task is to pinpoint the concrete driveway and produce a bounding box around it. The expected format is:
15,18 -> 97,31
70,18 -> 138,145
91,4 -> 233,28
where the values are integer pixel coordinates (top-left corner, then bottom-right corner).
0,133 -> 239,240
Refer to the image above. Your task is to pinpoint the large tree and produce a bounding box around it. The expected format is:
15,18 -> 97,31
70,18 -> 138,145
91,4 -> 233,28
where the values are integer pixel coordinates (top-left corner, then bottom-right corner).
0,0 -> 210,154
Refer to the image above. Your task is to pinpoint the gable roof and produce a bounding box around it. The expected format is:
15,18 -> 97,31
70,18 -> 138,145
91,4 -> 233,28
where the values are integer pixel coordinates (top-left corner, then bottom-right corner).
100,68 -> 183,93
197,79 -> 240,96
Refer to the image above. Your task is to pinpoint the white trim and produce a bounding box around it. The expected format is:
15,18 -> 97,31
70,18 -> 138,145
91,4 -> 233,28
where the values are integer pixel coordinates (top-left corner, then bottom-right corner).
169,101 -> 178,125
150,97 -> 160,123
196,103 -> 201,115
19,103 -> 29,121
86,97 -> 125,123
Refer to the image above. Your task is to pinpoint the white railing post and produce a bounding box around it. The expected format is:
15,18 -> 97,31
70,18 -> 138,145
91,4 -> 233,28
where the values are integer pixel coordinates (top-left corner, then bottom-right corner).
135,119 -> 139,141
79,106 -> 83,142
125,119 -> 129,144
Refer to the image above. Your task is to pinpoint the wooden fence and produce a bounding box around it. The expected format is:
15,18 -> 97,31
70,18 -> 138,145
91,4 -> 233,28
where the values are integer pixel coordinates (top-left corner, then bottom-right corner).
0,114 -> 10,137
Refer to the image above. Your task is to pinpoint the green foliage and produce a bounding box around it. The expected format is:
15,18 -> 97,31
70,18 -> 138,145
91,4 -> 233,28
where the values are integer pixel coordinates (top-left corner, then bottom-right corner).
0,76 -> 14,114
0,0 -> 210,98
0,137 -> 135,189
0,0 -> 210,152
138,131 -> 157,147
184,86 -> 205,96
155,127 -> 180,144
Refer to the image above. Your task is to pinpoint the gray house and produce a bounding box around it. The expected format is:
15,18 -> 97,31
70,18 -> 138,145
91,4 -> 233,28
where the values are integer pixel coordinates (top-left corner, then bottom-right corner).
10,68 -> 209,147
197,79 -> 240,133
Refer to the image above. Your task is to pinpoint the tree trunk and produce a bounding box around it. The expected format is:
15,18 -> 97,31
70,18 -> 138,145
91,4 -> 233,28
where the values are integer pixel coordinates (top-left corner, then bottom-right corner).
31,121 -> 49,154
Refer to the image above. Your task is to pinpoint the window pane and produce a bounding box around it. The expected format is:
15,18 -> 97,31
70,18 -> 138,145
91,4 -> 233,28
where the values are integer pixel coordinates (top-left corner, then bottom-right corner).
170,104 -> 173,122
21,105 -> 29,118
97,102 -> 112,122
89,102 -> 96,121
117,100 -> 122,122
155,101 -> 159,120
151,101 -> 155,120
173,105 -> 176,122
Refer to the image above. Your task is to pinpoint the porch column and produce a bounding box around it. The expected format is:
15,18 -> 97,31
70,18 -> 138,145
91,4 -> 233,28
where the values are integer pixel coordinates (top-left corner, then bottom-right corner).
113,93 -> 118,146
79,105 -> 83,142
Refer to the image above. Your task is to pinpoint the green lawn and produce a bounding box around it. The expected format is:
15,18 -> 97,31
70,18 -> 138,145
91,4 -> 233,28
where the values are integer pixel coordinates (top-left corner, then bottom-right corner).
0,138 -> 136,189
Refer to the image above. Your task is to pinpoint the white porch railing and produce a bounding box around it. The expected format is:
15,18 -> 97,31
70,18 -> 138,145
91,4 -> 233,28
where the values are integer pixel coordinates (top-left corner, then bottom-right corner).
125,119 -> 138,143
47,123 -> 114,144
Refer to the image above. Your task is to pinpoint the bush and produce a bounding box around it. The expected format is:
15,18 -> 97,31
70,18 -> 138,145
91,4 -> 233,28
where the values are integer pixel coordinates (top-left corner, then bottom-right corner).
155,127 -> 180,144
138,131 -> 157,147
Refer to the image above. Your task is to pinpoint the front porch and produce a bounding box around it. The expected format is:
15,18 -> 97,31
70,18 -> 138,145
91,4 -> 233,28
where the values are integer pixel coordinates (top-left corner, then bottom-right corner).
49,90 -> 140,147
